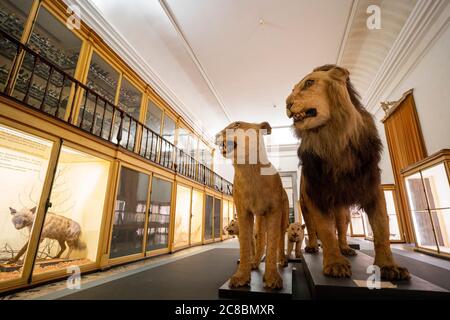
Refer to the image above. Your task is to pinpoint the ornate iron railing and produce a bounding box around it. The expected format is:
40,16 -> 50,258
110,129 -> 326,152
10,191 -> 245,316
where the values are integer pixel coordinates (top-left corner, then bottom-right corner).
0,29 -> 232,195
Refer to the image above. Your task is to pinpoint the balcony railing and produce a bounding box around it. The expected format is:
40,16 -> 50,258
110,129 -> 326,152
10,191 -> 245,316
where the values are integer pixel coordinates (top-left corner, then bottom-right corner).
0,29 -> 232,195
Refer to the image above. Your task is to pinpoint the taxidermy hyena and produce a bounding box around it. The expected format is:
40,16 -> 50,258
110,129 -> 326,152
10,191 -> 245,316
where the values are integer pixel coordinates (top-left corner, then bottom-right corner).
8,207 -> 86,263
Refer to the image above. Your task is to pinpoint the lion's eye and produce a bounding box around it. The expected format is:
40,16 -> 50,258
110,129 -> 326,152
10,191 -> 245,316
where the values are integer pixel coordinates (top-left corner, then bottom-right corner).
303,79 -> 315,90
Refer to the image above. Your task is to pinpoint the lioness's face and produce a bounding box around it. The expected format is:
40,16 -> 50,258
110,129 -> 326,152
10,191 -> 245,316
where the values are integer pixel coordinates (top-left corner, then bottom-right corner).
286,66 -> 349,131
225,220 -> 239,236
215,121 -> 271,162
287,222 -> 305,242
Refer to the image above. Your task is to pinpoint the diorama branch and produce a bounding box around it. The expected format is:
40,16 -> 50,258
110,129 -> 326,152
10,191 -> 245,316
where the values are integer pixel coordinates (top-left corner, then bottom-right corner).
0,240 -> 62,265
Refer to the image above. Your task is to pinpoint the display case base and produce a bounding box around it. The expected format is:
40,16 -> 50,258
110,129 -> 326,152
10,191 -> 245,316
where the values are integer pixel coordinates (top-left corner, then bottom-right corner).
219,264 -> 293,300
302,251 -> 450,299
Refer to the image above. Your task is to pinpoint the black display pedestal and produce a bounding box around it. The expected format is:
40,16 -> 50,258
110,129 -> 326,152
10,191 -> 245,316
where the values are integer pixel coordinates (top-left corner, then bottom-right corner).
302,251 -> 450,299
218,264 -> 293,300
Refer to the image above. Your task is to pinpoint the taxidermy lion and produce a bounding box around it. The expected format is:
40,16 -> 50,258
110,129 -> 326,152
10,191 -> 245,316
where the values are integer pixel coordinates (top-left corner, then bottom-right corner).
286,222 -> 305,259
286,65 -> 410,280
216,121 -> 289,289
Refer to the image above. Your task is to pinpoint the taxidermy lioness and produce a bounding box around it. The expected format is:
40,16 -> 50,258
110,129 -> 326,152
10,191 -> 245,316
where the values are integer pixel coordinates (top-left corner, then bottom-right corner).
8,207 -> 86,263
216,121 -> 289,289
286,65 -> 410,280
286,222 -> 305,259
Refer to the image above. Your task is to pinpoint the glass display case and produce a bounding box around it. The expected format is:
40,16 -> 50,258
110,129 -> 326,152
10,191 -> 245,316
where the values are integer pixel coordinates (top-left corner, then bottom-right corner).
147,177 -> 172,251
190,190 -> 203,245
0,0 -> 34,91
204,195 -> 214,241
349,205 -> 366,236
0,123 -> 54,283
110,167 -> 148,259
214,197 -> 222,240
173,184 -> 191,249
12,6 -> 82,120
222,200 -> 229,238
403,150 -> 450,256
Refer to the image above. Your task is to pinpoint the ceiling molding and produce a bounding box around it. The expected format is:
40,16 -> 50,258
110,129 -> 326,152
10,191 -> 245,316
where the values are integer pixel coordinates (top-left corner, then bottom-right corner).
64,0 -> 215,143
364,0 -> 448,113
159,0 -> 232,122
337,0 -> 359,65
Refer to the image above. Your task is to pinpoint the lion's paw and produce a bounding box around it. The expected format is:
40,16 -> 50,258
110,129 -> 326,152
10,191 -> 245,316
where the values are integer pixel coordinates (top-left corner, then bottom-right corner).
263,271 -> 283,290
340,247 -> 357,256
229,272 -> 251,288
304,245 -> 319,254
380,265 -> 410,281
323,260 -> 352,278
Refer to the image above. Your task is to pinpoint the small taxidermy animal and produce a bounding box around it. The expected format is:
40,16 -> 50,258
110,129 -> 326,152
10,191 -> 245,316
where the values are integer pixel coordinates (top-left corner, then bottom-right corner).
8,207 -> 86,263
286,223 -> 305,259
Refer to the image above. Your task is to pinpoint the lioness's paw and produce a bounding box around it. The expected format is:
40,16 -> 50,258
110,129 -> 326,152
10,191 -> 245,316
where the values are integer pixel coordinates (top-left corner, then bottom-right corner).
263,271 -> 283,290
380,265 -> 410,281
229,272 -> 251,288
323,260 -> 352,278
340,247 -> 357,256
304,245 -> 319,254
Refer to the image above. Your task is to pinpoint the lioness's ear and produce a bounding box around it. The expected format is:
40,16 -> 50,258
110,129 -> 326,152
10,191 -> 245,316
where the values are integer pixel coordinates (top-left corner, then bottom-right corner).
328,66 -> 349,82
259,122 -> 272,135
9,207 -> 16,215
30,207 -> 37,214
301,224 -> 306,230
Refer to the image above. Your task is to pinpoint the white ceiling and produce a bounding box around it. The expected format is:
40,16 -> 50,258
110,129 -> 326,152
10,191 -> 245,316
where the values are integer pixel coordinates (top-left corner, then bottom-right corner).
87,0 -> 353,138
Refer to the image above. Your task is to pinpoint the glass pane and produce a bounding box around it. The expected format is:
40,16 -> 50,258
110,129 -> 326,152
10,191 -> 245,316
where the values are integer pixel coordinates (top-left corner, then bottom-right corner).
118,77 -> 141,120
0,0 -> 33,91
405,172 -> 428,211
412,210 -> 438,251
214,198 -> 221,239
350,206 -> 365,235
147,177 -> 172,251
110,167 -> 148,259
421,164 -> 450,209
162,115 -> 175,144
28,7 -> 81,74
384,190 -> 401,240
145,100 -> 162,134
33,145 -> 109,275
204,195 -> 213,240
190,190 -> 203,244
173,184 -> 191,248
0,124 -> 53,283
0,0 -> 33,40
86,52 -> 119,104
222,200 -> 229,237
177,127 -> 190,153
432,209 -> 450,254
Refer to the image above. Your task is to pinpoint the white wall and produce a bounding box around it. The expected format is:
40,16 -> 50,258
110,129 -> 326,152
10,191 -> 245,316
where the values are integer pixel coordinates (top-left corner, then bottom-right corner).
372,7 -> 450,184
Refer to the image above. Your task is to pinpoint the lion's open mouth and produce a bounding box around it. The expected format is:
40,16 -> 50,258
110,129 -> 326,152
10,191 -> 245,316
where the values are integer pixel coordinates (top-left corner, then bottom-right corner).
293,108 -> 317,122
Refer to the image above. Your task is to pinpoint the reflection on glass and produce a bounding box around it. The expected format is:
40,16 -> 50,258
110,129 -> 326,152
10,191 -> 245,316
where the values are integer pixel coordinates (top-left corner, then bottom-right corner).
173,184 -> 191,248
350,206 -> 365,235
33,145 -> 110,275
79,52 -> 119,137
118,77 -> 142,119
190,190 -> 203,244
162,115 -> 175,144
405,172 -> 428,211
432,209 -> 450,254
146,100 -> 162,134
0,124 -> 53,283
147,177 -> 172,251
421,164 -> 450,210
0,0 -> 33,91
411,210 -> 437,251
384,190 -> 401,241
198,140 -> 212,169
204,195 -> 213,240
214,198 -> 221,239
110,167 -> 148,259
12,6 -> 82,119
